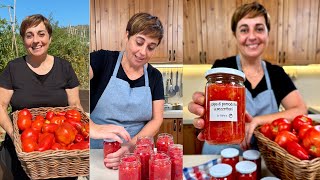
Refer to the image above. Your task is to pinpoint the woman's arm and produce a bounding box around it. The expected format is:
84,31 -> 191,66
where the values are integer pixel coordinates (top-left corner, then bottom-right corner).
0,87 -> 14,139
89,65 -> 93,80
65,86 -> 84,112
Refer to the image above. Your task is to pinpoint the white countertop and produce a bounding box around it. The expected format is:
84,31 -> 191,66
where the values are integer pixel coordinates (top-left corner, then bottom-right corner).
164,110 -> 183,118
90,149 -> 275,180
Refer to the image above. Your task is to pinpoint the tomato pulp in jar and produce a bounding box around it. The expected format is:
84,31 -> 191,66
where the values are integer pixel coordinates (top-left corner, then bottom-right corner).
156,133 -> 174,153
134,144 -> 153,180
119,153 -> 141,180
209,163 -> 233,180
149,152 -> 171,180
235,161 -> 257,180
221,148 -> 239,179
243,150 -> 261,180
137,136 -> 154,149
168,144 -> 183,180
103,139 -> 121,168
204,68 -> 245,144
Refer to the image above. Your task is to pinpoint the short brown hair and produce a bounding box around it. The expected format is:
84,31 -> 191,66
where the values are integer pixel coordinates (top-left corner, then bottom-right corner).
231,2 -> 270,34
126,12 -> 164,45
20,14 -> 52,38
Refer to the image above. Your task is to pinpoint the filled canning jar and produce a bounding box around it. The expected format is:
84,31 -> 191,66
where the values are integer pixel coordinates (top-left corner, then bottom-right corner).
103,139 -> 121,168
134,144 -> 154,180
119,153 -> 141,180
243,150 -> 261,180
149,152 -> 171,180
168,144 -> 183,180
156,133 -> 174,153
221,148 -> 239,179
137,136 -> 155,149
209,163 -> 233,180
204,68 -> 245,144
235,161 -> 257,180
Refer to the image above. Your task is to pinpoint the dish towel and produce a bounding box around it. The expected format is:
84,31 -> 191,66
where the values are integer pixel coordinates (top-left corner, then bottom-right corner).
183,158 -> 220,180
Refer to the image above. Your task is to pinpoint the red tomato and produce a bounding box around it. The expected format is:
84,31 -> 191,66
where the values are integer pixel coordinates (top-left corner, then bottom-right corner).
302,126 -> 320,157
51,143 -> 68,150
260,124 -> 273,140
274,130 -> 298,148
55,111 -> 66,116
55,122 -> 77,145
35,115 -> 45,121
21,128 -> 39,142
292,115 -> 313,131
298,124 -> 313,140
69,141 -> 89,150
50,116 -> 66,125
18,108 -> 32,119
42,123 -> 59,133
17,115 -> 32,131
31,118 -> 45,132
45,111 -> 55,120
286,141 -> 309,160
37,133 -> 55,151
22,138 -> 38,152
271,118 -> 291,137
74,134 -> 84,143
65,109 -> 81,122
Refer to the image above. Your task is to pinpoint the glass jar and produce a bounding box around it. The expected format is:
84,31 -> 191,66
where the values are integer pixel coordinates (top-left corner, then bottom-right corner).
168,144 -> 183,180
235,161 -> 257,180
221,148 -> 239,179
103,139 -> 121,168
134,144 -> 154,180
119,153 -> 141,180
204,68 -> 246,144
243,150 -> 261,180
137,136 -> 154,149
149,152 -> 171,180
156,133 -> 174,153
209,163 -> 233,180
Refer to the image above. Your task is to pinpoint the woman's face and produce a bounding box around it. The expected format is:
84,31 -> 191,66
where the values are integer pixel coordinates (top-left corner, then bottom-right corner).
23,22 -> 51,57
125,32 -> 159,67
235,15 -> 269,59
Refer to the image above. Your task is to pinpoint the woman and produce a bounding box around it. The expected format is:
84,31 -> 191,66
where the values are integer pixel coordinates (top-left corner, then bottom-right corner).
0,14 -> 82,180
188,2 -> 307,154
90,12 -> 165,168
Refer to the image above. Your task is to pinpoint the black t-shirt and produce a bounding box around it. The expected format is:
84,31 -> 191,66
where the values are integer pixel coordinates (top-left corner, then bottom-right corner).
212,56 -> 296,107
0,56 -> 80,112
90,50 -> 164,113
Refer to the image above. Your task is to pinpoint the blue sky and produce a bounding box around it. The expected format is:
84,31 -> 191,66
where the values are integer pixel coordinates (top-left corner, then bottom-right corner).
0,0 -> 89,27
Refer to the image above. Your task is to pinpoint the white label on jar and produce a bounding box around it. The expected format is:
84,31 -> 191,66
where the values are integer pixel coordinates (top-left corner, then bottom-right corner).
210,100 -> 237,122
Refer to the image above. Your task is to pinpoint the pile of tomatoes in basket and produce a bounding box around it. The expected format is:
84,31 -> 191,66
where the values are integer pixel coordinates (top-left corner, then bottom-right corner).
259,115 -> 320,160
17,108 -> 89,152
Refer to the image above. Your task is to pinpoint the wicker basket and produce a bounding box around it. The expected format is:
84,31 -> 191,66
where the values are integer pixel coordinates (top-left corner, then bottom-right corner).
12,106 -> 89,179
254,127 -> 320,180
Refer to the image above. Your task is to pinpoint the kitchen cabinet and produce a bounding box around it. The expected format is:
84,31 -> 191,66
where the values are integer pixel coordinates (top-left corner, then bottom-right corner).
155,118 -> 183,145
90,0 -> 183,63
183,124 -> 204,154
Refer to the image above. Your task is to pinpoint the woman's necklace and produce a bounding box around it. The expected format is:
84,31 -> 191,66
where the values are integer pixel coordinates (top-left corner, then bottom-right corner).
242,65 -> 263,78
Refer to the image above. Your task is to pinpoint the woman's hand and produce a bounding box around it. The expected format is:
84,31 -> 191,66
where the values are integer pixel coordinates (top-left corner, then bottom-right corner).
90,120 -> 131,143
104,143 -> 132,169
188,91 -> 206,141
240,113 -> 256,150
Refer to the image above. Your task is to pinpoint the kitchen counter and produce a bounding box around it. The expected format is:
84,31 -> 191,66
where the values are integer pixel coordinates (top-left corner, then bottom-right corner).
90,149 -> 275,180
164,110 -> 183,118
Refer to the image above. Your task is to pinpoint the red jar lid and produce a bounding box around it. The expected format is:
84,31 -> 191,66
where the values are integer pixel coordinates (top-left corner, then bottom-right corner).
221,148 -> 239,158
243,150 -> 261,160
209,163 -> 232,178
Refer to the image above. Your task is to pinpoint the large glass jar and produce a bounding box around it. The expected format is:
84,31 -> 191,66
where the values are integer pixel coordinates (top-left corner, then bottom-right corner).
103,139 -> 121,168
134,144 -> 154,180
149,152 -> 171,180
221,148 -> 239,179
235,161 -> 257,180
204,68 -> 245,144
137,136 -> 154,149
119,153 -> 141,180
209,163 -> 233,180
243,150 -> 261,180
156,133 -> 174,153
168,144 -> 183,180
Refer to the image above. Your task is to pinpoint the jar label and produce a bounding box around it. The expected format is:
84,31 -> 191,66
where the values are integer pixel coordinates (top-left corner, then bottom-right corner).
209,100 -> 237,122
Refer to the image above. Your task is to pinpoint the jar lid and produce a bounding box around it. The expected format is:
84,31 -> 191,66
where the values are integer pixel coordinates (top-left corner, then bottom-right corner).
209,163 -> 232,178
260,177 -> 281,180
243,150 -> 261,160
220,148 -> 239,158
236,161 -> 257,174
104,138 -> 117,142
205,67 -> 245,80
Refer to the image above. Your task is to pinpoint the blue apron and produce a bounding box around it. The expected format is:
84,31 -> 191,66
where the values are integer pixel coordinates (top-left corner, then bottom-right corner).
90,52 -> 152,149
202,55 -> 278,154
